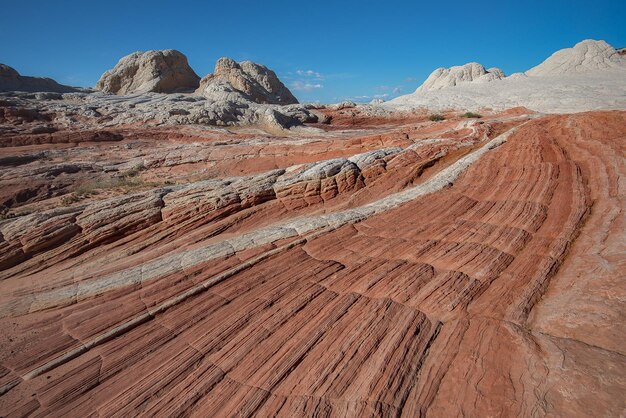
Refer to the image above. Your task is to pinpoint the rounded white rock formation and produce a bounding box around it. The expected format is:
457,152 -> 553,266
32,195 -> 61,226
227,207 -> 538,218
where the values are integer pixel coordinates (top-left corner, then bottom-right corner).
96,50 -> 200,95
196,58 -> 298,105
416,62 -> 505,92
388,39 -> 626,114
526,39 -> 626,76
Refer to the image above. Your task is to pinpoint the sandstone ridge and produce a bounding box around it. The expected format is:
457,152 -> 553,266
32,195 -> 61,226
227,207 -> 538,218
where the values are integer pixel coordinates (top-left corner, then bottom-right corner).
0,107 -> 624,417
0,64 -> 78,93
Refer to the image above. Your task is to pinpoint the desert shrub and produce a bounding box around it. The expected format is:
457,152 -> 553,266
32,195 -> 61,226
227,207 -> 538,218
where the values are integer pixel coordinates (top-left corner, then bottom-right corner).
429,114 -> 445,121
125,163 -> 145,178
0,205 -> 11,220
61,194 -> 82,206
462,112 -> 482,118
60,166 -> 164,206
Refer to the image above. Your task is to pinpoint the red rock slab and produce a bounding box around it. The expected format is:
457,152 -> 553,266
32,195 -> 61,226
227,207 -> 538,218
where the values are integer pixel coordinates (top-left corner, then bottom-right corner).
528,111 -> 626,354
0,111 -> 624,417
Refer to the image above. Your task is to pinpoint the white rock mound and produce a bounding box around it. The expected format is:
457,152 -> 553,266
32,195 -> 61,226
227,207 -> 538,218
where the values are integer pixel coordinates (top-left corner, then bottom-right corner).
526,39 -> 626,76
388,39 -> 626,113
96,50 -> 200,95
416,63 -> 505,92
196,58 -> 298,105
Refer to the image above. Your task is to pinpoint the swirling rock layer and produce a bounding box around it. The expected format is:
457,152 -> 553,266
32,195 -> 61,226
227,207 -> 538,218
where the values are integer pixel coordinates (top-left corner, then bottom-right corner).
0,107 -> 624,417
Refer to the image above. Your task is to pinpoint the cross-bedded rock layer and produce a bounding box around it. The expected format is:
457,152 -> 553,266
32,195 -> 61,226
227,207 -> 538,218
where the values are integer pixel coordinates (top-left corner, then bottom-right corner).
0,107 -> 624,417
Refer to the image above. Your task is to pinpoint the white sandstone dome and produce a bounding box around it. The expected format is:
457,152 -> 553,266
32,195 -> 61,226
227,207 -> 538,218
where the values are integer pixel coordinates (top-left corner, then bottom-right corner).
96,50 -> 200,95
526,39 -> 626,76
416,62 -> 505,92
387,39 -> 626,114
196,57 -> 298,105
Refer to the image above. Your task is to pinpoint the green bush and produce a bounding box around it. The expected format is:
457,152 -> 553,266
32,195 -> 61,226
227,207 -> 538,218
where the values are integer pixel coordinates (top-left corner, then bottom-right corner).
429,114 -> 445,121
462,112 -> 482,118
61,194 -> 82,206
125,163 -> 145,178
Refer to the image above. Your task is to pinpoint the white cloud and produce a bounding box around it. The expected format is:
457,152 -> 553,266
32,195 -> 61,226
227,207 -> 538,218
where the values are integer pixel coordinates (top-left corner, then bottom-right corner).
295,69 -> 324,80
291,80 -> 324,91
332,95 -> 371,102
375,86 -> 402,95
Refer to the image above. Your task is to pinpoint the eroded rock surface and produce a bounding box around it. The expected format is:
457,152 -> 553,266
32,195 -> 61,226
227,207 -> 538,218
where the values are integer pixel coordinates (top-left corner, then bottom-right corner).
1,50 -> 313,132
391,39 -> 626,113
416,62 -> 505,92
96,50 -> 200,95
0,88 -> 318,134
526,39 -> 626,76
0,104 -> 624,417
196,57 -> 298,105
0,64 -> 78,93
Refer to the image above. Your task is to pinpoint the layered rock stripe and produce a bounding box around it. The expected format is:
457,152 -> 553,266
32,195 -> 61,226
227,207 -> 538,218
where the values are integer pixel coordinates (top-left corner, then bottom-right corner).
0,108 -> 624,416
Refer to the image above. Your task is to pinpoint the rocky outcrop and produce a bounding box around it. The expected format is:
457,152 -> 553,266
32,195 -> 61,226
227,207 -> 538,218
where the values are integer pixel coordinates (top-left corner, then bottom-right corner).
416,62 -> 505,92
0,110 -> 624,417
196,58 -> 298,105
526,39 -> 626,76
0,88 -> 319,134
0,64 -> 77,93
1,37 -> 625,417
96,50 -> 200,95
389,40 -> 626,113
3,52 -> 305,130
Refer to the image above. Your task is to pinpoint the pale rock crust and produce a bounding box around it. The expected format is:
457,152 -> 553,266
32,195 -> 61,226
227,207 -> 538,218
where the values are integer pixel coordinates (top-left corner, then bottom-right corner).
526,39 -> 626,76
416,63 -> 505,92
507,72 -> 528,80
1,90 -> 319,132
96,50 -> 200,95
389,39 -> 626,113
196,57 -> 298,105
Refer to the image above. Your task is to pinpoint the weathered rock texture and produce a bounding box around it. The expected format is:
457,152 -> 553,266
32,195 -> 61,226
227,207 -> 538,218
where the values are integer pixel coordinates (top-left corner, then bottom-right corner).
0,102 -> 624,417
526,39 -> 626,76
96,50 -> 200,95
0,88 -> 318,133
196,57 -> 298,105
416,62 -> 505,92
0,64 -> 77,93
391,39 -> 626,112
70,51 -> 306,129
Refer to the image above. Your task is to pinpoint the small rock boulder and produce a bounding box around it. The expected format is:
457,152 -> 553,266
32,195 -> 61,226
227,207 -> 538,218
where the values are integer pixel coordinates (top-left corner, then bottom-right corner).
96,50 -> 200,95
196,57 -> 298,105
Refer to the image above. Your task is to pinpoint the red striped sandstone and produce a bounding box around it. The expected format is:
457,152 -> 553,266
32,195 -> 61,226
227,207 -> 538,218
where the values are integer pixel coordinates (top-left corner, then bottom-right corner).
0,108 -> 624,417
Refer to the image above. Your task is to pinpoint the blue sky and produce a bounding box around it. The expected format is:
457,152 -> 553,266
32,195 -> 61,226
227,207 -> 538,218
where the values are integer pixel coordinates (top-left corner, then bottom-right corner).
1,0 -> 625,103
